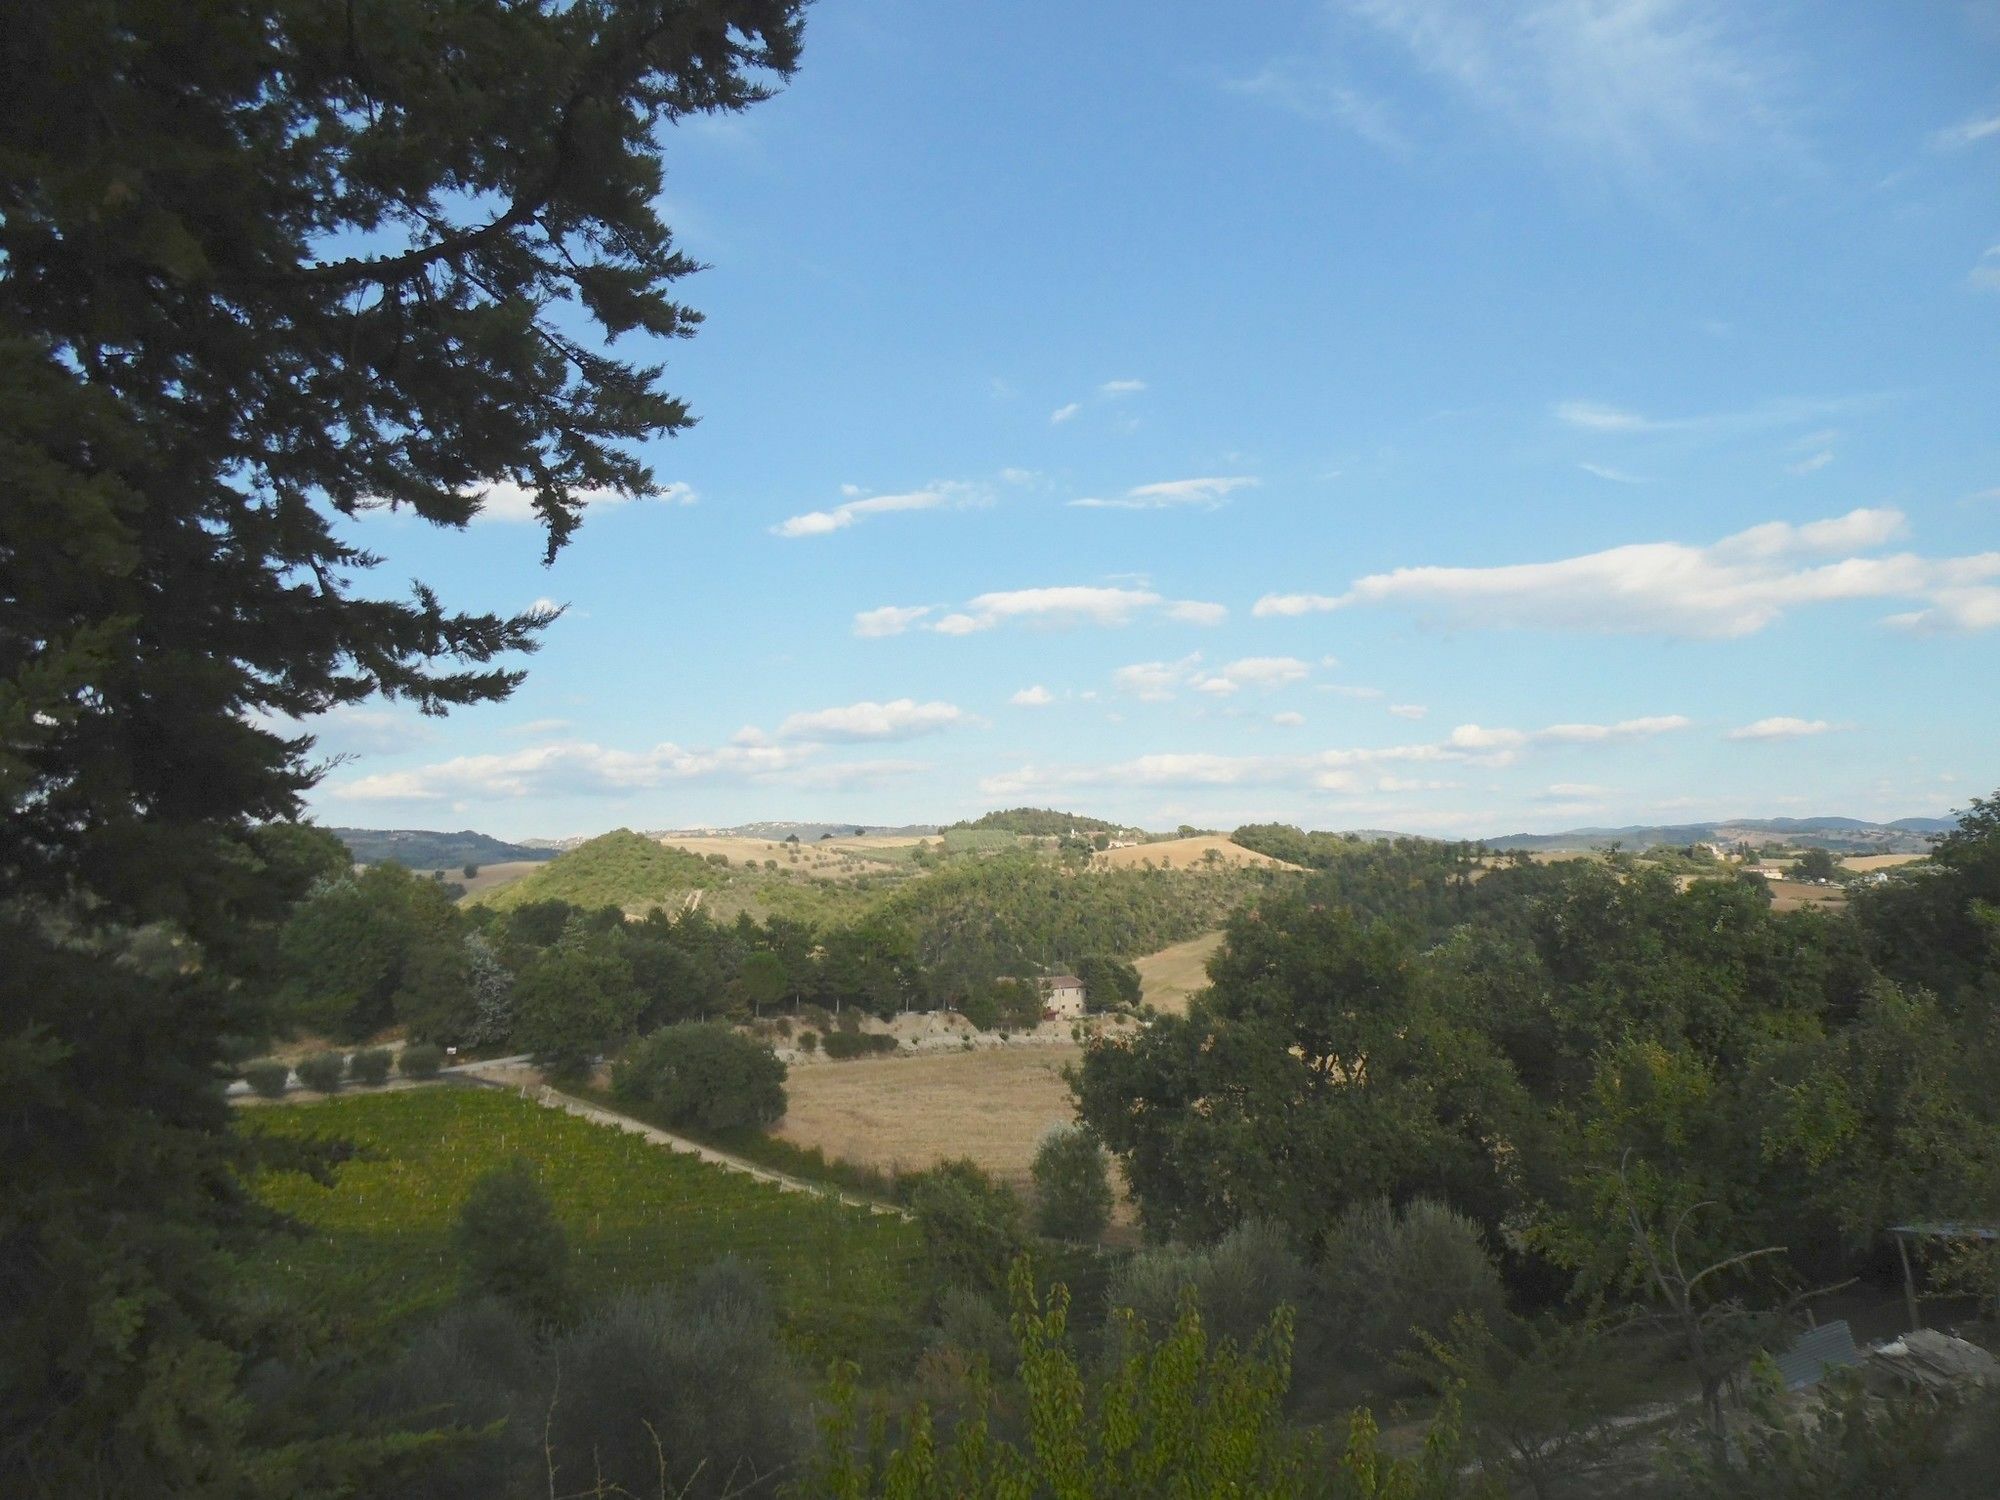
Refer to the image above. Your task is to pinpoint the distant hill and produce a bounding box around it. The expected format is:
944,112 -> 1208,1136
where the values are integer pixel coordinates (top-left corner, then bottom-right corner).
333,827 -> 561,869
1484,816 -> 1954,855
649,820 -> 938,841
471,829 -> 723,913
945,807 -> 1139,838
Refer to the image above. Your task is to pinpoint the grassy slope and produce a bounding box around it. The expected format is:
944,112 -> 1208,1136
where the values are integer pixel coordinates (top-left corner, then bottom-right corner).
241,1087 -> 922,1370
1131,930 -> 1226,1014
471,829 -> 723,914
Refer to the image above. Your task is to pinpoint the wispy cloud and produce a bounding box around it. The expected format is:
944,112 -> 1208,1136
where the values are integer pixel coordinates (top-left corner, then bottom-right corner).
1555,394 -> 1865,437
1011,685 -> 1055,707
1932,113 -> 2000,149
1050,402 -> 1083,424
1223,63 -> 1408,151
1388,703 -> 1429,720
1114,654 -> 1313,701
852,605 -> 932,639
914,586 -> 1227,637
1578,461 -> 1652,484
330,737 -> 815,801
470,480 -> 696,522
1256,508 -> 2000,637
1069,476 -> 1259,511
1099,378 -> 1148,396
1972,244 -> 2000,293
1333,0 -> 1792,174
979,713 -> 1692,797
777,699 -> 970,742
773,482 -> 983,539
1727,716 -> 1836,741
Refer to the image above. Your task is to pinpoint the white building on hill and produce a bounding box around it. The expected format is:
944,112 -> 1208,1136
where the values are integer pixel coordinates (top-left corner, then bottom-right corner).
1039,972 -> 1086,1020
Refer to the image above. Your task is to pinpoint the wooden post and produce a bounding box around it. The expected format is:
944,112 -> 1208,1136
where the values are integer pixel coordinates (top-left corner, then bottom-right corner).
1896,1232 -> 1922,1333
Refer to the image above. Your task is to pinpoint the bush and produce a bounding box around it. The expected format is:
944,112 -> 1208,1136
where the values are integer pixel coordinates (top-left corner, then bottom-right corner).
242,1059 -> 291,1098
294,1051 -> 346,1093
398,1041 -> 445,1079
452,1157 -> 571,1326
1109,1219 -> 1313,1354
821,1029 -> 897,1060
907,1159 -> 1026,1304
1321,1198 -> 1504,1385
1031,1123 -> 1113,1242
611,1023 -> 787,1130
798,1029 -> 818,1053
549,1261 -> 808,1500
349,1046 -> 392,1086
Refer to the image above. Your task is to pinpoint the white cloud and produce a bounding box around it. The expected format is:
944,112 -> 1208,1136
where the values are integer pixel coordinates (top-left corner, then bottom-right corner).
1558,400 -> 1663,433
1973,245 -> 2000,293
1578,462 -> 1651,484
1252,591 -> 1342,618
470,479 -> 695,521
1933,113 -> 2000,149
1336,0 -> 1790,172
773,485 -> 979,539
1069,476 -> 1258,511
1555,394 -> 1869,438
777,698 -> 969,742
1388,703 -> 1428,720
1050,402 -> 1083,424
1223,63 -> 1408,151
853,604 -> 932,638
917,585 -> 1222,636
1728,716 -> 1835,741
1273,711 -> 1307,727
1219,656 -> 1313,690
1787,449 -> 1834,475
1116,654 -> 1310,701
329,737 -> 814,801
1099,379 -> 1148,396
1011,685 -> 1055,707
978,713 -> 1692,797
1317,508 -> 2000,637
272,704 -> 435,758
1114,656 -> 1204,702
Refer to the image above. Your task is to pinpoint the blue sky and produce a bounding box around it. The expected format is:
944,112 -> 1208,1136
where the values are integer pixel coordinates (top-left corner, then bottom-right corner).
307,0 -> 2000,839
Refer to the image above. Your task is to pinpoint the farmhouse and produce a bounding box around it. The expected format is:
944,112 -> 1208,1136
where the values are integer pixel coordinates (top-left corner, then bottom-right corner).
1038,972 -> 1086,1020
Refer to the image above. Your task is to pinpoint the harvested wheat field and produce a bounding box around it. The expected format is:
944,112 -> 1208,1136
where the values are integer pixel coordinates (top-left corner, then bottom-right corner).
1133,930 -> 1224,1014
1091,835 -> 1301,872
1766,879 -> 1848,912
419,860 -> 543,900
777,1046 -> 1085,1197
1841,853 -> 1928,871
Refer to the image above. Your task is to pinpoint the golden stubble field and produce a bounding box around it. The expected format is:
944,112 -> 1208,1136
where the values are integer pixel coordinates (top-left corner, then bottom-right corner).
1090,835 -> 1301,872
1132,930 -> 1225,1014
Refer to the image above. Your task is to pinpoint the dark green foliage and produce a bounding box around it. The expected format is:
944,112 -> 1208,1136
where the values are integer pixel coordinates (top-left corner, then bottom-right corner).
511,929 -> 641,1078
294,1051 -> 347,1094
332,829 -> 555,870
243,1058 -> 292,1098
945,807 -> 1129,837
462,930 -> 516,1047
822,1029 -> 899,1059
907,1160 -> 1028,1304
1074,953 -> 1142,1011
611,1023 -> 787,1130
1030,1124 -> 1113,1242
276,862 -> 470,1040
1320,1199 -> 1507,1386
1793,847 -> 1842,882
476,830 -> 721,914
349,1047 -> 393,1086
1108,1219 -> 1315,1357
452,1158 -> 570,1328
397,1043 -> 444,1080
799,1029 -> 819,1053
549,1261 -> 808,1500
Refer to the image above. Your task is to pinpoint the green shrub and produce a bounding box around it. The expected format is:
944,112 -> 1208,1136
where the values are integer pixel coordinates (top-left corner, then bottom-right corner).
1321,1198 -> 1504,1387
452,1157 -> 570,1326
294,1051 -> 346,1093
1109,1219 -> 1313,1355
907,1159 -> 1026,1303
821,1030 -> 897,1060
349,1047 -> 392,1085
243,1059 -> 291,1098
399,1041 -> 445,1079
1031,1123 -> 1113,1243
798,1030 -> 818,1053
611,1022 -> 787,1130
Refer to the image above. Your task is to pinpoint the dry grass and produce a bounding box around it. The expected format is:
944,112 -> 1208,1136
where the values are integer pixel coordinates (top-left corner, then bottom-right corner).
1841,853 -> 1928,871
1766,879 -> 1848,912
777,1046 -> 1084,1198
417,859 -> 542,900
1133,930 -> 1224,1015
1091,835 -> 1301,872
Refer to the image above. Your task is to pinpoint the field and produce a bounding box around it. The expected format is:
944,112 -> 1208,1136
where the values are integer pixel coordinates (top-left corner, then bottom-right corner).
1766,879 -> 1848,912
776,1045 -> 1085,1199
1841,853 -> 1928,871
1093,835 -> 1301,872
1133,930 -> 1225,1014
240,1086 -> 921,1367
412,859 -> 542,899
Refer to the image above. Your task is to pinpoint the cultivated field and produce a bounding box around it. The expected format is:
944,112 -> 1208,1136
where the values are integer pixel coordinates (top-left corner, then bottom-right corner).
414,859 -> 542,899
1093,835 -> 1301,872
1765,879 -> 1848,912
659,833 -> 923,878
242,1086 -> 921,1365
1133,930 -> 1224,1014
776,1045 -> 1086,1200
1841,853 -> 1929,871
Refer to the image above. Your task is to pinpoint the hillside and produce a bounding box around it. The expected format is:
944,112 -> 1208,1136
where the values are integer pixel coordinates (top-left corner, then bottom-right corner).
470,829 -> 723,913
332,826 -> 560,869
945,807 -> 1140,838
1485,815 -> 1953,855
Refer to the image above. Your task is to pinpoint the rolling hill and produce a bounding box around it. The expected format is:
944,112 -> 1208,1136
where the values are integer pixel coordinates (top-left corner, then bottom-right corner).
332,827 -> 561,869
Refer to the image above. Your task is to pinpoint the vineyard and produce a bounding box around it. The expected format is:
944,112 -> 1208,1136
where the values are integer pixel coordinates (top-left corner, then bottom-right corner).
241,1086 -> 923,1370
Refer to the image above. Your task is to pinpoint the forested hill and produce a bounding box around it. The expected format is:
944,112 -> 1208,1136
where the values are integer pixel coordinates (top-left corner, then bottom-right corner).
945,807 -> 1139,837
470,830 -> 722,912
333,827 -> 559,869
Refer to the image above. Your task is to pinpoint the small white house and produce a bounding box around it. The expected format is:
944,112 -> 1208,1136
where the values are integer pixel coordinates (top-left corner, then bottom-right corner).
1039,972 -> 1087,1020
